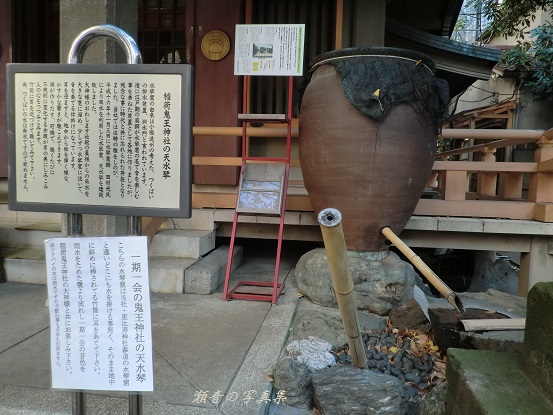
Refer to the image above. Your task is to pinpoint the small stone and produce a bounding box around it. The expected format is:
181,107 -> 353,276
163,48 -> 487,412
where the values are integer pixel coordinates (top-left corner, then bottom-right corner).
404,373 -> 422,384
404,386 -> 419,400
402,357 -> 414,371
418,382 -> 430,390
367,359 -> 377,368
389,298 -> 431,332
419,364 -> 432,373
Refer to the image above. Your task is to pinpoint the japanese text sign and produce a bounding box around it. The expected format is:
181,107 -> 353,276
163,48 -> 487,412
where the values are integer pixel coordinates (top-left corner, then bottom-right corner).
45,236 -> 154,392
6,64 -> 193,217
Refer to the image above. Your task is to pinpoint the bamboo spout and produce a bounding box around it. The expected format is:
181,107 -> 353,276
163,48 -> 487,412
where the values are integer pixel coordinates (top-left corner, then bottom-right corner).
381,226 -> 466,315
318,208 -> 368,369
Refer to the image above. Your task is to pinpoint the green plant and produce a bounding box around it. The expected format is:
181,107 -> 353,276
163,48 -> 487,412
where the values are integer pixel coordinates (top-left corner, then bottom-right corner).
525,24 -> 553,101
469,0 -> 553,101
498,23 -> 553,101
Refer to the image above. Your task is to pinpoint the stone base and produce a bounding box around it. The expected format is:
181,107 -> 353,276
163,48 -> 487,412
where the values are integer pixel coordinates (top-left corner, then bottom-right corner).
295,248 -> 416,315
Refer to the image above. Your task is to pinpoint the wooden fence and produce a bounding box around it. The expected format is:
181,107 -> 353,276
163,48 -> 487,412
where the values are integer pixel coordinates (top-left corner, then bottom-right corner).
191,124 -> 553,223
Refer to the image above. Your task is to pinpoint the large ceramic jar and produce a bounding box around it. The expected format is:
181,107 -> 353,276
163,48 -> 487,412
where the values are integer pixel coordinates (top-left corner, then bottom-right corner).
300,47 -> 449,252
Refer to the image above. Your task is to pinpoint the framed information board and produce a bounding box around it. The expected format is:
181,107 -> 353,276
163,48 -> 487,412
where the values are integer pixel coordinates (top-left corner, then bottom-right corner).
7,63 -> 193,218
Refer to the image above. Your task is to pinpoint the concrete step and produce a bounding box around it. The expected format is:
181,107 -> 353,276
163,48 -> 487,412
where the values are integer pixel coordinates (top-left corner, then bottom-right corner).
445,348 -> 553,415
0,203 -> 63,225
0,223 -> 62,250
148,229 -> 216,259
2,244 -> 241,295
0,224 -> 216,259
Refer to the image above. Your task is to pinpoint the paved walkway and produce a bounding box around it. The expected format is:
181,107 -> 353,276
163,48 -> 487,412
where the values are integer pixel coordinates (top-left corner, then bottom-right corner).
0,241 -> 309,414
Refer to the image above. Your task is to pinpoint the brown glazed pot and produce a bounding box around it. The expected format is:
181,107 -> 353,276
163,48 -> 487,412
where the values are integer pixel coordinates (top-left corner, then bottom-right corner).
300,50 -> 443,252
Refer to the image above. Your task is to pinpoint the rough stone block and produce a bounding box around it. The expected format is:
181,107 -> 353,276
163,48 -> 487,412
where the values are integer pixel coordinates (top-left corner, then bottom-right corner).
184,245 -> 243,294
523,282 -> 553,396
312,365 -> 403,415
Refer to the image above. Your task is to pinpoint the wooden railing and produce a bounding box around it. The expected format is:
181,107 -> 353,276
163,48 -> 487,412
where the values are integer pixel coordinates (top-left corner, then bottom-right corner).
191,124 -> 553,223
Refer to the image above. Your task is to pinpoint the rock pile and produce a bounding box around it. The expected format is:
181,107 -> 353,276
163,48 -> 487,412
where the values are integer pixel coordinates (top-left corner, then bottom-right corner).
335,325 -> 447,401
273,298 -> 447,414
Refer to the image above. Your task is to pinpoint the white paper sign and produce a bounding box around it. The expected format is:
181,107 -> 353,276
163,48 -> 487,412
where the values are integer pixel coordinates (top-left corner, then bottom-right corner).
45,236 -> 154,392
234,24 -> 305,76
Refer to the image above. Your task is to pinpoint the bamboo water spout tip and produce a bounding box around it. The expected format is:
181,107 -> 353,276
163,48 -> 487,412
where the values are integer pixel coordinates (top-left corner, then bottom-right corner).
449,293 -> 466,316
317,208 -> 342,228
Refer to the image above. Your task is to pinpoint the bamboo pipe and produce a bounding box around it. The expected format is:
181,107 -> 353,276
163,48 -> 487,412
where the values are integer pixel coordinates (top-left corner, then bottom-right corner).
318,208 -> 367,369
440,128 -> 550,140
381,226 -> 466,315
193,125 -> 299,137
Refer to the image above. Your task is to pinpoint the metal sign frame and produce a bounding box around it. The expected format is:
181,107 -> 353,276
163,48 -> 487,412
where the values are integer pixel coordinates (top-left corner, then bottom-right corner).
6,63 -> 194,218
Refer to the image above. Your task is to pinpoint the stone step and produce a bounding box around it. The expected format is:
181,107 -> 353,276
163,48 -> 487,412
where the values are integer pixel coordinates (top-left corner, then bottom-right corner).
148,229 -> 216,259
0,223 -> 62,250
2,248 -> 198,293
2,243 -> 240,295
185,245 -> 243,294
0,224 -> 216,258
445,348 -> 553,415
0,203 -> 63,225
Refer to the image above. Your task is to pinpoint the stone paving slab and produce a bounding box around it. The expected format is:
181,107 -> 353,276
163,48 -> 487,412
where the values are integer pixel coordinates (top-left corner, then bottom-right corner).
0,240 -> 307,414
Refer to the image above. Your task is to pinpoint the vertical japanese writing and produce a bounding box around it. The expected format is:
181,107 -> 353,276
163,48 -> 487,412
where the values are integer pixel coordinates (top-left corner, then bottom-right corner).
49,242 -> 61,368
60,242 -> 72,374
104,241 -> 115,386
42,81 -> 49,189
105,82 -> 112,198
132,271 -> 146,384
119,81 -> 126,198
83,82 -> 91,197
28,82 -> 36,179
148,83 -> 156,199
134,82 -> 141,199
119,242 -> 130,386
21,83 -> 29,189
112,81 -> 119,188
70,82 -> 78,191
62,82 -> 70,182
141,84 -> 148,189
56,82 -> 62,168
48,82 -> 56,182
90,242 -> 100,375
126,82 -> 133,197
75,242 -> 86,373
162,92 -> 171,178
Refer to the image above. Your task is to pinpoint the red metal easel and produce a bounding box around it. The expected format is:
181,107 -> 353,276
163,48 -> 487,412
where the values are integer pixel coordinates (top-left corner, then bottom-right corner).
222,76 -> 294,304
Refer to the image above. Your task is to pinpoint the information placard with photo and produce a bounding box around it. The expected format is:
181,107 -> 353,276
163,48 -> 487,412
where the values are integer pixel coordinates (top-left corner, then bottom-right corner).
234,24 -> 305,76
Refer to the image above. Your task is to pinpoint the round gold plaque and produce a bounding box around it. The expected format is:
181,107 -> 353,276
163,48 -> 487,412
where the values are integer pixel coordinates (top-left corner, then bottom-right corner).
201,30 -> 231,61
